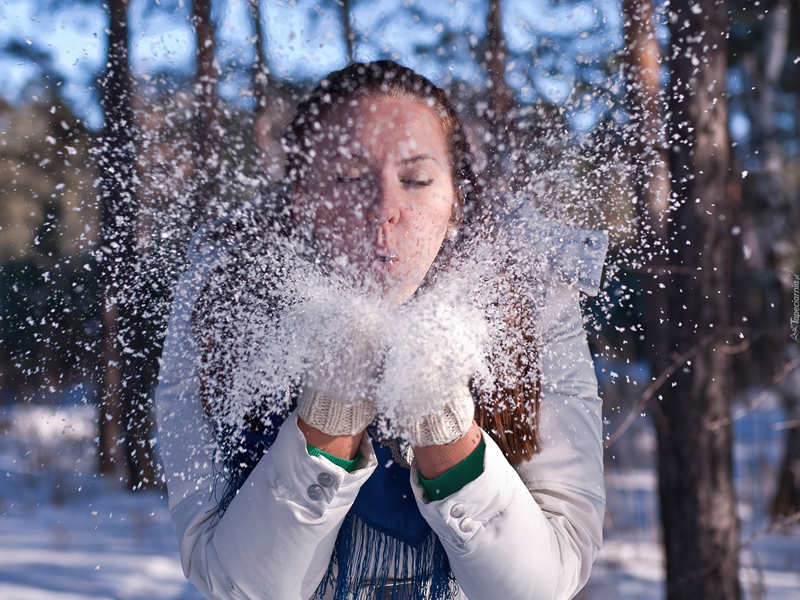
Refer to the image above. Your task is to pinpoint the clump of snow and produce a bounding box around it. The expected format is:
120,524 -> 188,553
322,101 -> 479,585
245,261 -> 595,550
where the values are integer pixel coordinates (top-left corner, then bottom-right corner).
375,272 -> 490,441
198,214 -> 554,446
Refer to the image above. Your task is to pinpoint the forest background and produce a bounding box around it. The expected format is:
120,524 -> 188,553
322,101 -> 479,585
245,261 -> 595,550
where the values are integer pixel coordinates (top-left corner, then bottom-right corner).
0,0 -> 799,598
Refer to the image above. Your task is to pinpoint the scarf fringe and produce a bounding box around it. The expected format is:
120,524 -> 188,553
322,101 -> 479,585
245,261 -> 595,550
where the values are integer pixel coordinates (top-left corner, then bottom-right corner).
211,416 -> 460,599
314,512 -> 460,600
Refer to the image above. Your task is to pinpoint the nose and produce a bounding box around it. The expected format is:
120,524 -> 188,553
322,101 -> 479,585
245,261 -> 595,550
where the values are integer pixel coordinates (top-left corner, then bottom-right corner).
372,179 -> 400,246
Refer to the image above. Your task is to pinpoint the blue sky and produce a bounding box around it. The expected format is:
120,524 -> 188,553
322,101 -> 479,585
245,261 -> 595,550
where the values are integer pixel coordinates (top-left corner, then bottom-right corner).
0,0 -> 624,130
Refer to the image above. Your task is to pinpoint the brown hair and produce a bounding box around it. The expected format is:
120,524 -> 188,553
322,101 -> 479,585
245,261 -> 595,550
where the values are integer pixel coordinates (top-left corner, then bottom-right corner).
193,61 -> 540,464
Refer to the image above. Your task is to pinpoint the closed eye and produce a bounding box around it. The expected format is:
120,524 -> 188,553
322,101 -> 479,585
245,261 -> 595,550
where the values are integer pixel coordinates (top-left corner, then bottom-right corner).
400,178 -> 433,188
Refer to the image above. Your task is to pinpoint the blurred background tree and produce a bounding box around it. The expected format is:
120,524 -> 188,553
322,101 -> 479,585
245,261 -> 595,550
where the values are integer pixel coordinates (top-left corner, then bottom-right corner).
0,0 -> 799,596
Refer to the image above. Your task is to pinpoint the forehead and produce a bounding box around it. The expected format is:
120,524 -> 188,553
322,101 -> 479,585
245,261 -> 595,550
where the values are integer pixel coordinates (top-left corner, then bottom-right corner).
313,95 -> 449,163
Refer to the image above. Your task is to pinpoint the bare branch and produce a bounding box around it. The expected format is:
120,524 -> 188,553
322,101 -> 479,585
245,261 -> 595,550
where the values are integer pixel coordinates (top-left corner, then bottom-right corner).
707,357 -> 800,431
605,329 -> 756,448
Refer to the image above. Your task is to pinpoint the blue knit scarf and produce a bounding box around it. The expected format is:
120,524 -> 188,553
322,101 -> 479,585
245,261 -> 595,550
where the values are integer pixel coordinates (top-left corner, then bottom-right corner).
214,410 -> 460,600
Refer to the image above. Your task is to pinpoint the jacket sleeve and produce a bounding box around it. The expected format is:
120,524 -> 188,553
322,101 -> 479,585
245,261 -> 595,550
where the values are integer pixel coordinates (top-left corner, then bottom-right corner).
154,240 -> 378,600
410,214 -> 607,600
410,281 -> 605,600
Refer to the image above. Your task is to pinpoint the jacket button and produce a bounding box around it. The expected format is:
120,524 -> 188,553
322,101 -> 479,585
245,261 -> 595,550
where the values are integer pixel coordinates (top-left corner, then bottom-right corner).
317,472 -> 335,488
307,484 -> 324,500
459,517 -> 475,533
450,503 -> 466,518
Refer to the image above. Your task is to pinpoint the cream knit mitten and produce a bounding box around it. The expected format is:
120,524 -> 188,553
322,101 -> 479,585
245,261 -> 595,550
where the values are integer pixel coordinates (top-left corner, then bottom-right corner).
293,295 -> 383,437
376,293 -> 488,447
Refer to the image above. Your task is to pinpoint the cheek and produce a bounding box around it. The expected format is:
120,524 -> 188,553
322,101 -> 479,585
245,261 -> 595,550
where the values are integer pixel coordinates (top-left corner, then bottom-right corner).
403,193 -> 453,259
414,191 -> 453,236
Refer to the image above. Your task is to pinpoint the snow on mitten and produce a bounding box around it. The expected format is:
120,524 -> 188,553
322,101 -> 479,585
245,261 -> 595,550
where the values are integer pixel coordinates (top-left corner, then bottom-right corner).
376,292 -> 488,447
291,293 -> 385,437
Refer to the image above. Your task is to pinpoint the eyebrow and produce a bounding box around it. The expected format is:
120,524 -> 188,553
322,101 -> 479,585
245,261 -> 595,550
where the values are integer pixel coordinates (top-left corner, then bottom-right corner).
400,153 -> 442,166
335,150 -> 443,167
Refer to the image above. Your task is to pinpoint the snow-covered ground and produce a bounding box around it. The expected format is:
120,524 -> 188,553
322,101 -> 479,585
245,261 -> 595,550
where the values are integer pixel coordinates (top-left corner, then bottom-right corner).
0,402 -> 206,600
578,374 -> 800,600
1,384 -> 798,600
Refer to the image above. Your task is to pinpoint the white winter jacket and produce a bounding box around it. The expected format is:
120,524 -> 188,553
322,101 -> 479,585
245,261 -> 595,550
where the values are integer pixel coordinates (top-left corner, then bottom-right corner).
154,198 -> 609,600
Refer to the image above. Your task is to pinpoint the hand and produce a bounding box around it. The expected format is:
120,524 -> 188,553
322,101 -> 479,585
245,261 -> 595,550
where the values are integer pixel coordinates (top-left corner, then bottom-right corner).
289,291 -> 386,437
375,288 -> 488,447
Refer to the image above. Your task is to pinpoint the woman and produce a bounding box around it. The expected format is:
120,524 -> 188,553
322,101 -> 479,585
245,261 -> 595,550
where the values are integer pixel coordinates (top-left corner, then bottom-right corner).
155,61 -> 608,600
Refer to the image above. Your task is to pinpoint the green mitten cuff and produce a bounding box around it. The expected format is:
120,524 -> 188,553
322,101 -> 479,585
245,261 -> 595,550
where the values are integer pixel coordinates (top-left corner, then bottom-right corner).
419,437 -> 486,501
306,443 -> 359,473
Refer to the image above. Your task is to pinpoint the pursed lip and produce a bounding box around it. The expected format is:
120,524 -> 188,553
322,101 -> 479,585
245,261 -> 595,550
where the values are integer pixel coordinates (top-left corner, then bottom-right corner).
372,252 -> 397,272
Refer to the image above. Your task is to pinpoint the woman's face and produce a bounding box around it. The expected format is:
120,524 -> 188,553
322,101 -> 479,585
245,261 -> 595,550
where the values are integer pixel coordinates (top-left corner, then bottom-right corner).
292,95 -> 457,304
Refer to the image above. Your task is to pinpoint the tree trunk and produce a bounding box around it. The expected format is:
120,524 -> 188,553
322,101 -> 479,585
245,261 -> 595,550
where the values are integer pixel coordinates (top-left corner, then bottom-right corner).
340,0 -> 355,63
657,1 -> 741,599
484,0 -> 515,192
748,0 -> 800,520
98,0 -> 157,489
754,0 -> 790,195
775,0 -> 800,512
621,0 -> 671,381
191,0 -> 219,227
774,424 -> 800,515
622,0 -> 670,241
249,0 -> 270,111
773,356 -> 800,516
